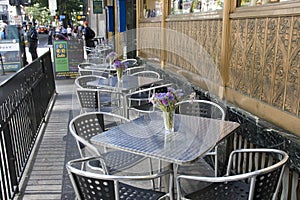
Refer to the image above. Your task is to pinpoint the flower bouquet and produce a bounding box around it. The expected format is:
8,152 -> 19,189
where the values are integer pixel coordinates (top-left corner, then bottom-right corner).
106,51 -> 118,68
149,87 -> 184,133
114,60 -> 128,82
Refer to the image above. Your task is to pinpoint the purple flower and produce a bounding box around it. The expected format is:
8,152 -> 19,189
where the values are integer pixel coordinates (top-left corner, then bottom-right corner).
149,87 -> 186,112
114,60 -> 121,68
114,60 -> 127,70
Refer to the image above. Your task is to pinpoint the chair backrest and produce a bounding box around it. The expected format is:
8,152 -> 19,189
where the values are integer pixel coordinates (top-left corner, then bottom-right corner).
124,66 -> 146,75
76,88 -> 99,112
78,69 -> 110,78
227,148 -> 289,199
78,62 -> 97,70
121,58 -> 137,67
66,156 -> 171,200
75,75 -> 106,89
69,112 -> 129,168
176,148 -> 289,200
176,100 -> 225,120
66,157 -> 117,200
130,70 -> 160,79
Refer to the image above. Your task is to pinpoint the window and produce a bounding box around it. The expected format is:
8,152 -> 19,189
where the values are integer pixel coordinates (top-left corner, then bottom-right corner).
171,0 -> 224,15
237,0 -> 290,7
143,0 -> 163,18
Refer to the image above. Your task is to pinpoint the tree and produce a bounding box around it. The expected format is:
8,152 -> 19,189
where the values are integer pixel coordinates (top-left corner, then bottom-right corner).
33,0 -> 84,26
25,3 -> 50,25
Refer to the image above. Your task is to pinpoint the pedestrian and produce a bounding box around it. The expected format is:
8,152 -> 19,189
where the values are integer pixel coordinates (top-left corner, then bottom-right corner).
48,25 -> 53,45
82,21 -> 95,54
72,25 -> 78,39
17,25 -> 28,66
26,22 -> 38,60
0,20 -> 7,40
67,25 -> 72,39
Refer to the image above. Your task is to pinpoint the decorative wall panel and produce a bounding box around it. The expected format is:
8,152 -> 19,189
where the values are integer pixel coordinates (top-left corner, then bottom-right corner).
229,16 -> 300,117
166,19 -> 223,86
139,22 -> 161,59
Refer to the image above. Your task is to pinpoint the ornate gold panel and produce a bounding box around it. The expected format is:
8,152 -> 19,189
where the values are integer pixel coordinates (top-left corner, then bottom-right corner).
229,16 -> 300,118
165,19 -> 222,87
139,22 -> 161,59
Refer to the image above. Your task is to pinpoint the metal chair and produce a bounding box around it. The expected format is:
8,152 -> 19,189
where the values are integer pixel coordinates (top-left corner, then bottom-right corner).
78,63 -> 111,78
125,83 -> 172,119
69,112 -> 146,175
124,66 -> 146,75
78,68 -> 110,78
66,156 -> 173,200
74,75 -> 106,89
78,62 -> 98,70
121,58 -> 138,67
176,148 -> 289,200
130,70 -> 160,79
76,88 -> 122,113
176,99 -> 225,177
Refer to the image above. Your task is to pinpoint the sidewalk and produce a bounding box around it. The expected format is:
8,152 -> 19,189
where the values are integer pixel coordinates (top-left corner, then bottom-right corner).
0,47 -> 50,84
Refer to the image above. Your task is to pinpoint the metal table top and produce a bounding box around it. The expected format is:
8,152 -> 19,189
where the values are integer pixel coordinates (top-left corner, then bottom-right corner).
91,112 -> 240,165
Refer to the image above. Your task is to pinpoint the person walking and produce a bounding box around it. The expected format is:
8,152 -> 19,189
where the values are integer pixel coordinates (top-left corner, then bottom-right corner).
67,25 -> 72,39
27,22 -> 38,60
82,21 -> 95,54
47,25 -> 54,45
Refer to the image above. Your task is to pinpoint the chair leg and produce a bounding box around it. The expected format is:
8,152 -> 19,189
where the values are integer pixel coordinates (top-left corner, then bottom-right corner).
148,158 -> 156,190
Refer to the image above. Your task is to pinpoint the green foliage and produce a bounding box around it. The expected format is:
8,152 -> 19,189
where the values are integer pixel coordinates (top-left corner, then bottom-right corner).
26,0 -> 84,25
25,3 -> 50,25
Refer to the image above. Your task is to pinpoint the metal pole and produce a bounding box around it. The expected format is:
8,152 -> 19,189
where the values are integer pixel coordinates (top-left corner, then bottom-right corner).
0,53 -> 5,75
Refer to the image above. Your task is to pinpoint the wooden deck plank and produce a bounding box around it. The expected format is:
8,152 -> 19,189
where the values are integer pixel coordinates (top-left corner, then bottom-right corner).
15,79 -> 75,200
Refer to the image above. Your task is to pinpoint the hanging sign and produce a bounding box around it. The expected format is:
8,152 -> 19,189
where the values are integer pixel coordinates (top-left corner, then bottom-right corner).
93,0 -> 103,14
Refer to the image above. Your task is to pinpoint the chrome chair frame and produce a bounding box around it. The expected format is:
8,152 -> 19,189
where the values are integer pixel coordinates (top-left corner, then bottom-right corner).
75,75 -> 107,89
125,66 -> 146,75
121,58 -> 138,67
69,112 -> 146,175
66,156 -> 173,200
176,148 -> 289,200
130,70 -> 160,79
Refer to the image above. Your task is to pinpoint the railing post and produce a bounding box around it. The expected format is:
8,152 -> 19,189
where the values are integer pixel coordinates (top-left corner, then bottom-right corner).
0,53 -> 5,75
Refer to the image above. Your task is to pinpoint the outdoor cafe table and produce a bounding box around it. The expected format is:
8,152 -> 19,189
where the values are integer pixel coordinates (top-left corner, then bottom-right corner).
91,112 -> 239,199
91,112 -> 240,165
88,75 -> 163,117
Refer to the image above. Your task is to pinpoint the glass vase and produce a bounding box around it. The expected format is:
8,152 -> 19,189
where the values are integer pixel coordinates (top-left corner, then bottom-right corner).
117,69 -> 123,82
163,110 -> 175,133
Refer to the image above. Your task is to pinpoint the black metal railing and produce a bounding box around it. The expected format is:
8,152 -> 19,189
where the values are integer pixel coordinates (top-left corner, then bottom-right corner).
0,51 -> 56,200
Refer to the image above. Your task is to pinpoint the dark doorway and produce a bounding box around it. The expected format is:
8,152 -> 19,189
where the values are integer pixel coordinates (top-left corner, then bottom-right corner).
126,0 -> 137,58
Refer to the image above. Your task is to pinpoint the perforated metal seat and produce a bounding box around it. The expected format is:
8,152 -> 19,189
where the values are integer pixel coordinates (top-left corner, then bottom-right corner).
69,112 -> 146,174
66,156 -> 173,200
176,148 -> 289,200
